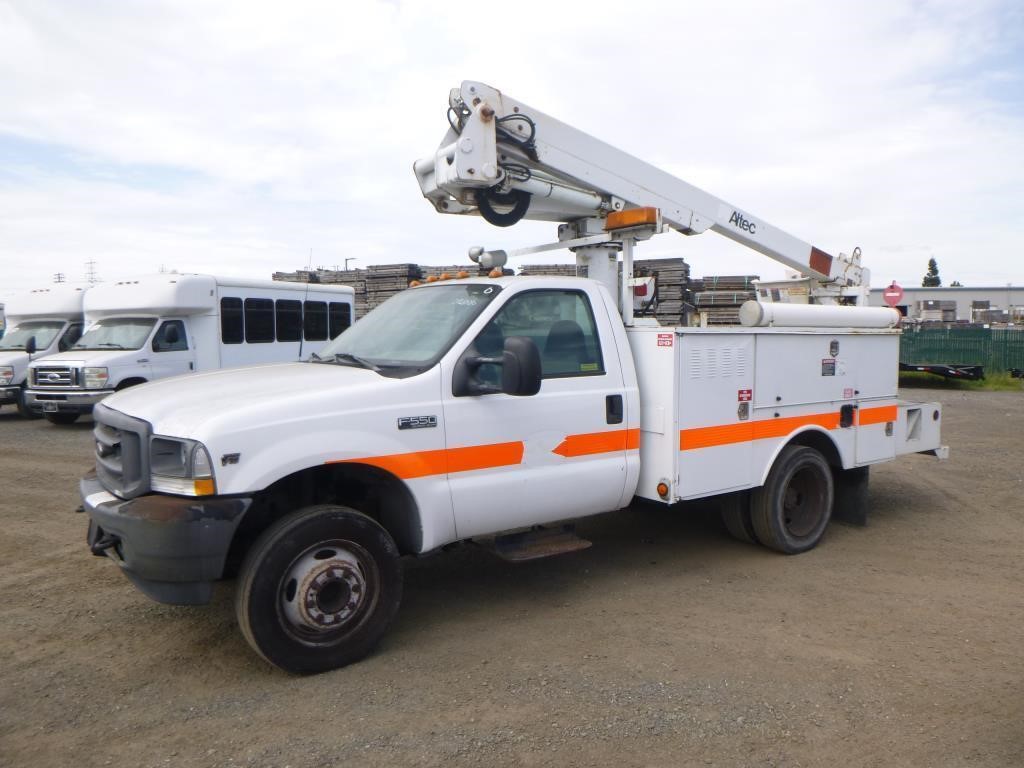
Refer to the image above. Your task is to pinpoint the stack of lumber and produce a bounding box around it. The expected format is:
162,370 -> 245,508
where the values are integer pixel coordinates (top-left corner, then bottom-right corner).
518,264 -> 587,277
691,275 -> 759,325
631,257 -> 692,325
364,264 -> 422,314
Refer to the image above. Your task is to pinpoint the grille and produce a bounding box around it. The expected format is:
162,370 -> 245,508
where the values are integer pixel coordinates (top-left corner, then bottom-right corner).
93,404 -> 151,498
33,366 -> 76,387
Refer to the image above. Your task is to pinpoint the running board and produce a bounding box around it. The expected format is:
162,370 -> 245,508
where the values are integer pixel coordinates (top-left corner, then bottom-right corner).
488,525 -> 592,562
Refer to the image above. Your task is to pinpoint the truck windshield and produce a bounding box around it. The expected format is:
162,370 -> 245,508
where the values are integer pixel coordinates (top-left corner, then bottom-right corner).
316,283 -> 503,376
0,321 -> 65,350
73,318 -> 157,351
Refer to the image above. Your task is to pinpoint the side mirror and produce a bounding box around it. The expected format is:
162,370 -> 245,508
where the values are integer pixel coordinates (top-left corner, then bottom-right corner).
453,335 -> 542,397
500,336 -> 542,396
25,336 -> 37,355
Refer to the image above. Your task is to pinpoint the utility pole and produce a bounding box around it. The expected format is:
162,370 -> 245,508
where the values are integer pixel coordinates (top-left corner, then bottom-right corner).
85,261 -> 100,284
53,273 -> 65,283
344,257 -> 358,271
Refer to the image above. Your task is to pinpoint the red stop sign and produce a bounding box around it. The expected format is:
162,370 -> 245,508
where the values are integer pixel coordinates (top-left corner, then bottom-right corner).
883,281 -> 904,307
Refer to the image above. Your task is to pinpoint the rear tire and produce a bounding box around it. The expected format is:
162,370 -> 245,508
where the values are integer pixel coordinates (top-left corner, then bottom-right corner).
719,491 -> 757,545
43,412 -> 80,425
751,445 -> 833,554
236,505 -> 402,674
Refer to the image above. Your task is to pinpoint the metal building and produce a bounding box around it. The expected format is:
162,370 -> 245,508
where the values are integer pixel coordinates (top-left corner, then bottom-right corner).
868,285 -> 1024,323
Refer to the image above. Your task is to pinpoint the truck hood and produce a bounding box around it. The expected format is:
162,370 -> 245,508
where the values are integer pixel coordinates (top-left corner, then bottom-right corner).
29,349 -> 140,367
103,362 -> 403,438
0,351 -> 29,367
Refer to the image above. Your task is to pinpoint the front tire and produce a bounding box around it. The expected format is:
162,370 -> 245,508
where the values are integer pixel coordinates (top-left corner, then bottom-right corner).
44,412 -> 80,425
751,445 -> 833,554
236,505 -> 402,674
16,390 -> 41,419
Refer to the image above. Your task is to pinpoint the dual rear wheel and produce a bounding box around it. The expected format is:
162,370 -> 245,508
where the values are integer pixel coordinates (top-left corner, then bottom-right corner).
720,445 -> 835,554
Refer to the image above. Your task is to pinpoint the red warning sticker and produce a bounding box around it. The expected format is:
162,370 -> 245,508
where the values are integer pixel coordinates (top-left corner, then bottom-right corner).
657,333 -> 673,347
738,389 -> 752,402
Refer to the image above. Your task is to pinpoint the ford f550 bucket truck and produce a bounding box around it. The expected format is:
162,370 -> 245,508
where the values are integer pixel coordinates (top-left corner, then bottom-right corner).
80,82 -> 946,674
0,287 -> 85,418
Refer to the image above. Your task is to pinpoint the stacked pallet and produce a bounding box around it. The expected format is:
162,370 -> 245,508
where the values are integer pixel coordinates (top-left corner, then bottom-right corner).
691,275 -> 759,325
518,264 -> 587,277
364,264 -> 422,314
631,257 -> 692,325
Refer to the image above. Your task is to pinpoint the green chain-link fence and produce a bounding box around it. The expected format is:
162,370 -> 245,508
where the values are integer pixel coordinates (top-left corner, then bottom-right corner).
900,327 -> 1024,372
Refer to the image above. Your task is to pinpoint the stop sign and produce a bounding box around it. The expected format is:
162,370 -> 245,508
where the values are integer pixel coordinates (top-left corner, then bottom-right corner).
883,281 -> 904,307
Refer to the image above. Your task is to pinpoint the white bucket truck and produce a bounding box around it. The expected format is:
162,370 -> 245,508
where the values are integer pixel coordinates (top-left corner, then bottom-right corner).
28,273 -> 353,424
0,287 -> 86,418
79,83 -> 945,674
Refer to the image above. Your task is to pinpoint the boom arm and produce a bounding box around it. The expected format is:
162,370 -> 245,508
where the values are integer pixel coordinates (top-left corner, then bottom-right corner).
414,81 -> 866,302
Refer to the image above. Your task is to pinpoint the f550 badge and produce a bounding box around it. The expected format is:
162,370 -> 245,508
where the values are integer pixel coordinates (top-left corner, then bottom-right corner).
398,415 -> 437,430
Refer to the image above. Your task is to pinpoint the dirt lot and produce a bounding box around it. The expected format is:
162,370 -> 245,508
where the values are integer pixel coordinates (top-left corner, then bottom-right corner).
0,389 -> 1021,767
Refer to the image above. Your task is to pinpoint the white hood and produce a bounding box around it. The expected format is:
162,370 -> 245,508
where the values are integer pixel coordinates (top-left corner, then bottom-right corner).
103,362 -> 405,439
29,349 -> 137,367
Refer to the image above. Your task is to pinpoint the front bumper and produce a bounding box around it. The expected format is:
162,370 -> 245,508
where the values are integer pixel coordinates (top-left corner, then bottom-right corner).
0,386 -> 19,405
26,389 -> 113,414
81,473 -> 252,605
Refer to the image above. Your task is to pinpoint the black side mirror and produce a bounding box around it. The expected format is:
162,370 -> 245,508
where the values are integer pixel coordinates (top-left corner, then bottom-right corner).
453,335 -> 542,397
500,336 -> 542,396
25,336 -> 37,355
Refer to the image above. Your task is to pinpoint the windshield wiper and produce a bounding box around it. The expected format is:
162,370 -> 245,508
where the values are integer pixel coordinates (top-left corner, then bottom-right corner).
79,342 -> 128,349
333,352 -> 381,372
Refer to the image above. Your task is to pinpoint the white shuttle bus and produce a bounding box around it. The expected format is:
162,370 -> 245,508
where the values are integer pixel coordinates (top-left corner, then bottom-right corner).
0,287 -> 86,418
25,274 -> 353,424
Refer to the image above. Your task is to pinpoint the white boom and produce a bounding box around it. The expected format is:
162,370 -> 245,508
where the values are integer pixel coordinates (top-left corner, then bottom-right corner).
414,81 -> 868,305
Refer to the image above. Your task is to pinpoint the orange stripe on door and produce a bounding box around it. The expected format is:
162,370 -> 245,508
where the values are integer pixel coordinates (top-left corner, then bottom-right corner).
328,441 -> 524,480
858,405 -> 898,426
552,428 -> 641,457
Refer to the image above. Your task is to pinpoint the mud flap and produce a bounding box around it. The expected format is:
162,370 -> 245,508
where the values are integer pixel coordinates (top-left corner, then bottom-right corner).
832,466 -> 870,526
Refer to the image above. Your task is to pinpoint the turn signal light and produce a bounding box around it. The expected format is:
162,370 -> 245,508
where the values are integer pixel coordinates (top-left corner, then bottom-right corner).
605,207 -> 660,231
194,478 -> 216,496
656,482 -> 669,499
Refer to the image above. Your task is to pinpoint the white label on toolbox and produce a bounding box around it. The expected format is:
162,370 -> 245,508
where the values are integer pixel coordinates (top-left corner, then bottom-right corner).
85,490 -> 118,508
657,333 -> 673,347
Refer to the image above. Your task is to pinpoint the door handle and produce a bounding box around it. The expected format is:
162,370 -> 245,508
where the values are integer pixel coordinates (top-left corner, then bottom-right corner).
136,358 -> 149,363
606,394 -> 623,425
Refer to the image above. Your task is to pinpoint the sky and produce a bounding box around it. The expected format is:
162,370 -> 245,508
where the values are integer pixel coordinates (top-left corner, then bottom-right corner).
1,0 -> 1023,303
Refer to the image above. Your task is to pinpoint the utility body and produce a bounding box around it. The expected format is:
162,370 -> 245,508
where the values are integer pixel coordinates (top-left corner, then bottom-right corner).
27,274 -> 354,424
80,82 -> 945,674
0,287 -> 86,418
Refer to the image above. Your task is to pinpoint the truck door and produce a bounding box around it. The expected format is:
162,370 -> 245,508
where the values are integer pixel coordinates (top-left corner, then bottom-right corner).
441,287 -> 632,539
148,319 -> 194,380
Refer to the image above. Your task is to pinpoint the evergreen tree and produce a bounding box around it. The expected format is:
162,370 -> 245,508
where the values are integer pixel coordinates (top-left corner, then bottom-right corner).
922,258 -> 941,287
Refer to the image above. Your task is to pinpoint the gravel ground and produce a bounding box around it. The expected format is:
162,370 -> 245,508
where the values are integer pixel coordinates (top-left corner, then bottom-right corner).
0,389 -> 1021,767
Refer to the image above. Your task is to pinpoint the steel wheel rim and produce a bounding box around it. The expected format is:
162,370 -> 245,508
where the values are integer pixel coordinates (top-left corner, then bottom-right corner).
278,539 -> 379,643
783,465 -> 828,538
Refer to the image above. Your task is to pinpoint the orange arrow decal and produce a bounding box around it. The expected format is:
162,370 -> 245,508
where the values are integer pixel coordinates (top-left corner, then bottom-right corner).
553,428 -> 640,458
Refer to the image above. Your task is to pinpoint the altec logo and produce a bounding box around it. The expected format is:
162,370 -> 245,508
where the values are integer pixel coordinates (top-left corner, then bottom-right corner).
728,210 -> 757,234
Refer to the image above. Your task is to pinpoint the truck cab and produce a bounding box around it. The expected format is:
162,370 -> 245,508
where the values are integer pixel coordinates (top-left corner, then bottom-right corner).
0,287 -> 85,418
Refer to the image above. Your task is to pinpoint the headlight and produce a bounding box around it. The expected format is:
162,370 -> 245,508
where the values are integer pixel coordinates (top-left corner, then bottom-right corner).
0,366 -> 13,386
150,436 -> 217,496
83,367 -> 109,389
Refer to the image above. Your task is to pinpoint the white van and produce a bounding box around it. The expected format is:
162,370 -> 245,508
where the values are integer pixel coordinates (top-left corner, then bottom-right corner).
25,274 -> 353,424
0,287 -> 86,418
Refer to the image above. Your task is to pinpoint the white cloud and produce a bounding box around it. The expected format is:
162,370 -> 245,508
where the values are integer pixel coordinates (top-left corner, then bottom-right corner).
1,0 -> 1022,302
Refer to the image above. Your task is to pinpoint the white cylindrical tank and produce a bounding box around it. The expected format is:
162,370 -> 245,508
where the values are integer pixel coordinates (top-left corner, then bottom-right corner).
739,300 -> 900,328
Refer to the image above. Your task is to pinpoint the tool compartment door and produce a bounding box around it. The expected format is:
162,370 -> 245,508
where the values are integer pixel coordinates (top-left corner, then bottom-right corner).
677,334 -> 755,498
